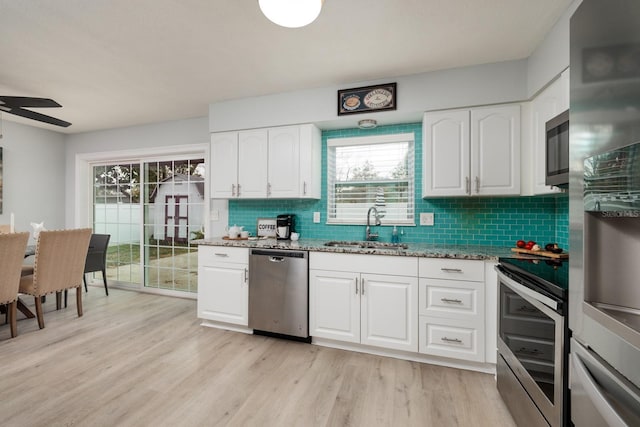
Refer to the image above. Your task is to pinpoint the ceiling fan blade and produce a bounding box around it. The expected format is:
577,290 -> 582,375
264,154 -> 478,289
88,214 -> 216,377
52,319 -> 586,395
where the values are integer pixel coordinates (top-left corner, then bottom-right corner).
4,106 -> 71,127
0,96 -> 62,108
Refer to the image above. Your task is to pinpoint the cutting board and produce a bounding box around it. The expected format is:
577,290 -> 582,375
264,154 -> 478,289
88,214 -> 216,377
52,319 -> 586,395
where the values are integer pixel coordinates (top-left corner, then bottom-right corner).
511,248 -> 569,259
222,236 -> 249,240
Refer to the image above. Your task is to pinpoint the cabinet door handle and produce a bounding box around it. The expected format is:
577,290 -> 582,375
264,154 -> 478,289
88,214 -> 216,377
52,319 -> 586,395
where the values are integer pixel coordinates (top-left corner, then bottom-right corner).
214,253 -> 229,257
244,268 -> 248,283
361,278 -> 365,295
237,184 -> 241,196
441,337 -> 463,344
441,298 -> 463,304
267,182 -> 272,196
440,268 -> 463,273
231,184 -> 236,197
303,181 -> 307,195
465,177 -> 470,194
355,277 -> 359,294
475,176 -> 480,193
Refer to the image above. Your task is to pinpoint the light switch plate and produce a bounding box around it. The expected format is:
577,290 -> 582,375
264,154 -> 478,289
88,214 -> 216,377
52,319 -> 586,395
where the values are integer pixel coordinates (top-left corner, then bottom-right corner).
420,212 -> 434,226
313,212 -> 321,223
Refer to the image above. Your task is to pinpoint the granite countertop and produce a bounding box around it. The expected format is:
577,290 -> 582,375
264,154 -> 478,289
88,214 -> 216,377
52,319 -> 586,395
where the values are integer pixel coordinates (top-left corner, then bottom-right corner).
192,237 -> 514,261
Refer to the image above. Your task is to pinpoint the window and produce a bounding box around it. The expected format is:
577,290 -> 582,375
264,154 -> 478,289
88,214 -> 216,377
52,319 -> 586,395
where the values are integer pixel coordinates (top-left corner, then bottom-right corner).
327,133 -> 415,225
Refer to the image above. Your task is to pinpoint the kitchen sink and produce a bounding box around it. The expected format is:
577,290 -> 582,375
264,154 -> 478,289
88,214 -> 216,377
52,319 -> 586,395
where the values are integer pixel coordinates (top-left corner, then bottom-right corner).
324,240 -> 408,250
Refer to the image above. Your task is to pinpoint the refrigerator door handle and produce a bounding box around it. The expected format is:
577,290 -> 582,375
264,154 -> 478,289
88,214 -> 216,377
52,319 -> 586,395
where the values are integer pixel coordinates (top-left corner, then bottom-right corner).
572,350 -> 640,427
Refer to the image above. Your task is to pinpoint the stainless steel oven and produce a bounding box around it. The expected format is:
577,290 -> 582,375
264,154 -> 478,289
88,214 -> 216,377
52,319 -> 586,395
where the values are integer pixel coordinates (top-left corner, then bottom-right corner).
496,258 -> 569,427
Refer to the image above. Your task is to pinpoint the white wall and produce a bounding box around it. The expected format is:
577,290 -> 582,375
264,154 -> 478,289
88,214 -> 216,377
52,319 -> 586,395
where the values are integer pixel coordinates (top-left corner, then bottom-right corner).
209,59 -> 529,132
0,121 -> 65,242
209,1 -> 581,133
64,116 -> 229,238
526,0 -> 583,97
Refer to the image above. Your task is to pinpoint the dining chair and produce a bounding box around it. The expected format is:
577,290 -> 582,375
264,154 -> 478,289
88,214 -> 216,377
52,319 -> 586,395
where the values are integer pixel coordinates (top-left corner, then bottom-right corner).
83,234 -> 111,295
19,228 -> 92,329
0,232 -> 30,337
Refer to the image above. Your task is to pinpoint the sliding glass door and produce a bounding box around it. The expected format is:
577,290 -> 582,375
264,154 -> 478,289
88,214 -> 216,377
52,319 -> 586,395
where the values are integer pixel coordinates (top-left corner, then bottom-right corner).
143,158 -> 204,292
92,162 -> 142,284
91,155 -> 205,293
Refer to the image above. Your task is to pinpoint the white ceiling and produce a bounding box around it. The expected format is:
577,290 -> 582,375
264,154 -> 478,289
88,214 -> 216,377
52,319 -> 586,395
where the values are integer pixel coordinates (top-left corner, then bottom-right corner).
0,0 -> 572,134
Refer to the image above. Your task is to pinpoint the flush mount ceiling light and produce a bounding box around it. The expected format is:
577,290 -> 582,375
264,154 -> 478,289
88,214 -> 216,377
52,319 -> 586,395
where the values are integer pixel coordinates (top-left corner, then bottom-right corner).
358,119 -> 377,129
259,0 -> 324,28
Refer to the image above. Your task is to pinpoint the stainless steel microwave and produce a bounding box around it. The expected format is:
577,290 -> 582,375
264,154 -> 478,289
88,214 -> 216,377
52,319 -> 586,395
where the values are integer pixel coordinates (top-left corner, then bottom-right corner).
545,109 -> 570,187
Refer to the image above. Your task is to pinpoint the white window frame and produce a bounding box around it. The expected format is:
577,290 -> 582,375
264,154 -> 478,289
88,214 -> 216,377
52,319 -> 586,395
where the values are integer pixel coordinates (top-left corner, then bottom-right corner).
327,133 -> 415,225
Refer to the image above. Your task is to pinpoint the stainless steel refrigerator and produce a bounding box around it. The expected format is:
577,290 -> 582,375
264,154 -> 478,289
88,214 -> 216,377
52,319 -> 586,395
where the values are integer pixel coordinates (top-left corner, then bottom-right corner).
569,1 -> 640,425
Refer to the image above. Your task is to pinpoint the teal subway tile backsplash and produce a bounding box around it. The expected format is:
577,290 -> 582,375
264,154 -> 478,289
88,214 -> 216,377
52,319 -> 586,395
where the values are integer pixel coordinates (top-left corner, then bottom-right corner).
229,122 -> 570,249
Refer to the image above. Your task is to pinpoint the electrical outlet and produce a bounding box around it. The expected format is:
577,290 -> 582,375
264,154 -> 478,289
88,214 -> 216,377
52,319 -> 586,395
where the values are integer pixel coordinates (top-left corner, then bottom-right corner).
210,209 -> 219,221
420,212 -> 434,226
313,212 -> 321,223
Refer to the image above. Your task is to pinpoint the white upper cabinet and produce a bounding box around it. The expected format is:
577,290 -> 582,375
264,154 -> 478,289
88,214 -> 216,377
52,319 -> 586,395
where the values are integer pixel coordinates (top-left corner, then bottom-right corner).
210,123 -> 321,199
422,109 -> 470,197
298,124 -> 322,198
423,104 -> 521,197
210,132 -> 239,199
238,129 -> 269,198
471,104 -> 521,196
522,69 -> 569,195
268,126 -> 300,198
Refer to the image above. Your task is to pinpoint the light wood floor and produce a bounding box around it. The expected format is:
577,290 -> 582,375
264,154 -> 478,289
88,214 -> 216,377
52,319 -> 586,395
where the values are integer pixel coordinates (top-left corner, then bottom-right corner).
0,289 -> 516,427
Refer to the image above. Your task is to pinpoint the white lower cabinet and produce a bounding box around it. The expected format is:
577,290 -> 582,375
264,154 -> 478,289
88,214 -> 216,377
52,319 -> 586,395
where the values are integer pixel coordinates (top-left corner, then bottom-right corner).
309,270 -> 360,343
419,316 -> 482,361
197,246 -> 248,326
309,253 -> 418,352
418,258 -> 486,362
197,247 -> 497,370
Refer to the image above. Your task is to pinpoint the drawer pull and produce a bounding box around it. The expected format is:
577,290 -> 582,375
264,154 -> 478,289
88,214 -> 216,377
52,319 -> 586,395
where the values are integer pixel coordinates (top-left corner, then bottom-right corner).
441,337 -> 463,344
214,253 -> 229,257
441,268 -> 463,273
441,298 -> 463,304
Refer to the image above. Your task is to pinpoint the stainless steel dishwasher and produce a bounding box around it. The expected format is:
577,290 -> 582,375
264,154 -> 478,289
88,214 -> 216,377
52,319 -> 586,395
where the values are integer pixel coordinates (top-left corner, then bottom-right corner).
248,248 -> 309,340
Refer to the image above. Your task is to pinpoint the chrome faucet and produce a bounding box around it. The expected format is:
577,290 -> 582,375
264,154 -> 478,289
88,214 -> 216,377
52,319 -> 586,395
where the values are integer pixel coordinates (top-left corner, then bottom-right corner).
366,206 -> 382,241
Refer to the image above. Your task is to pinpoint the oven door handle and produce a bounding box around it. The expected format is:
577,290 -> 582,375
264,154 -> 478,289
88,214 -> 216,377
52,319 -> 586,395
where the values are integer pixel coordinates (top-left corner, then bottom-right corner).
495,266 -> 559,313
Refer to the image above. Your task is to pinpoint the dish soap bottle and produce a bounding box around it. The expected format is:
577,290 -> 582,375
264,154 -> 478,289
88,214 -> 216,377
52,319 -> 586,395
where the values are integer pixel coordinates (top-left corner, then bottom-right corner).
391,226 -> 399,244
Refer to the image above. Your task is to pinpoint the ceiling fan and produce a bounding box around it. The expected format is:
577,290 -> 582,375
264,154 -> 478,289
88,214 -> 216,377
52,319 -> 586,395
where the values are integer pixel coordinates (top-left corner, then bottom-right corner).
0,96 -> 71,127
